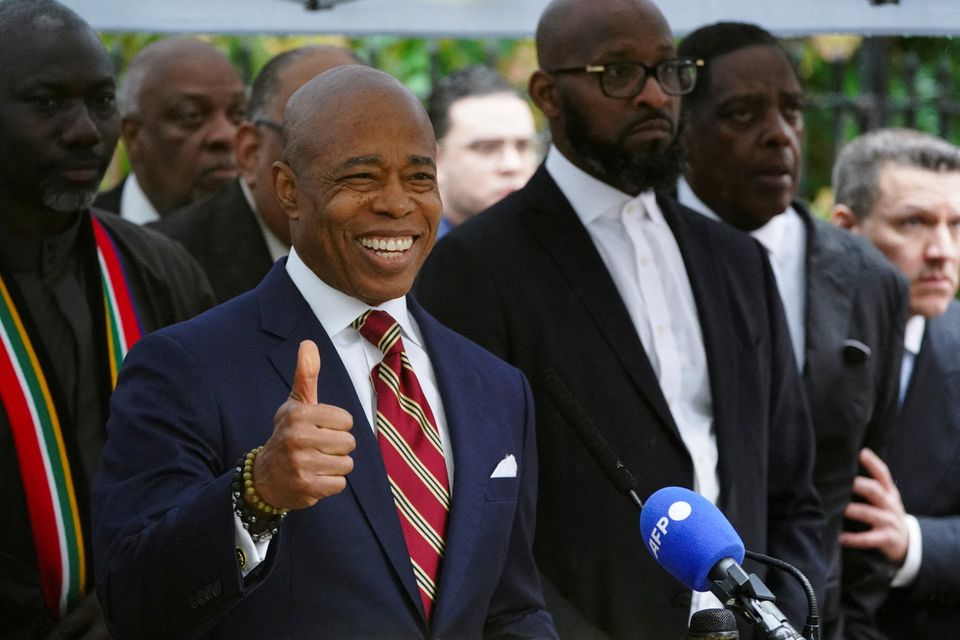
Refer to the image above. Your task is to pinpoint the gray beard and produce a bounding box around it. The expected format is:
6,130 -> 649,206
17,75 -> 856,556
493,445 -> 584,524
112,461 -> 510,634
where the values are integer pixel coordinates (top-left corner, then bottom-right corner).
41,185 -> 97,213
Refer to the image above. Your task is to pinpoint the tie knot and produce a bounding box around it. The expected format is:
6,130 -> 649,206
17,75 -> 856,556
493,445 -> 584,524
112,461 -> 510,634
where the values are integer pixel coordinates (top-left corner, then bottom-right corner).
353,310 -> 402,355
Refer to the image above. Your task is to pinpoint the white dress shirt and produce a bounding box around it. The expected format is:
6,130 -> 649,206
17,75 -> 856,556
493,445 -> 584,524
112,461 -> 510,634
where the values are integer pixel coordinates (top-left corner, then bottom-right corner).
236,248 -> 453,575
240,179 -> 290,262
677,178 -> 807,371
118,173 -> 161,225
545,147 -> 721,614
891,315 -> 926,588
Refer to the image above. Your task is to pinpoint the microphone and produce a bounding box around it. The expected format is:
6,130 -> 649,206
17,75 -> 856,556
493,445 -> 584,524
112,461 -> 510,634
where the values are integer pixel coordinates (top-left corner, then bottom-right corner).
538,369 -> 817,639
641,487 -> 802,640
688,608 -> 738,639
538,369 -> 644,509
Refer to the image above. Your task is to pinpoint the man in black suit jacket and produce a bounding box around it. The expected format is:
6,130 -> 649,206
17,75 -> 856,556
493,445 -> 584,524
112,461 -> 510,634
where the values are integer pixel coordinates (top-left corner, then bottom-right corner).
832,128 -> 960,639
151,46 -> 361,302
0,2 -> 215,637
94,38 -> 246,224
415,1 -> 826,637
676,24 -> 909,639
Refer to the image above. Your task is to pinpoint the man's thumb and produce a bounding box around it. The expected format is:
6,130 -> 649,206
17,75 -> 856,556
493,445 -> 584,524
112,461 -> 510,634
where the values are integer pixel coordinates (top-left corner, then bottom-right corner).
290,340 -> 320,404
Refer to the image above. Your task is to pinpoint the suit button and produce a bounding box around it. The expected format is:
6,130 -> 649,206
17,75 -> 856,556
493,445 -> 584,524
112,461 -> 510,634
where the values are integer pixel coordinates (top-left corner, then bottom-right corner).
671,590 -> 691,610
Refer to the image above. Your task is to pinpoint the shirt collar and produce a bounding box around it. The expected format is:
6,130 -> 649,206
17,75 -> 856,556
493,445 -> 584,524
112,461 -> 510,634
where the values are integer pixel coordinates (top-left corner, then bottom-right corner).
284,247 -> 422,348
677,175 -> 800,257
904,315 -> 926,356
120,173 -> 161,225
239,178 -> 289,262
545,145 -> 665,227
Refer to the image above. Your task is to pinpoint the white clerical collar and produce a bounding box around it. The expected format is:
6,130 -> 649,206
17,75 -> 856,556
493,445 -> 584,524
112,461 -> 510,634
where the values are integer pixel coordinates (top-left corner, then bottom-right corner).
544,145 -> 665,229
904,315 -> 926,356
284,247 -> 421,348
239,178 -> 289,262
119,173 -> 161,225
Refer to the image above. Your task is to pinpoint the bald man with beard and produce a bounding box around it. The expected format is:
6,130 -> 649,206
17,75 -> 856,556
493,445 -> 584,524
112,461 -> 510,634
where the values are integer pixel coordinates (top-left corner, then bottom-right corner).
416,0 -> 825,637
93,66 -> 557,639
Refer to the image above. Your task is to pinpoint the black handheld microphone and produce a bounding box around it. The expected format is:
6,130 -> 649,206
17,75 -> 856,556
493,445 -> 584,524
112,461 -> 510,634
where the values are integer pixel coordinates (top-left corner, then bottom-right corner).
688,608 -> 739,639
538,369 -> 643,509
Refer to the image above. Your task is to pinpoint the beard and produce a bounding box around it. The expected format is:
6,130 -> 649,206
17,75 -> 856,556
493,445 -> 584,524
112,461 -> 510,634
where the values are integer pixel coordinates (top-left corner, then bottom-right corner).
41,183 -> 98,213
562,97 -> 685,195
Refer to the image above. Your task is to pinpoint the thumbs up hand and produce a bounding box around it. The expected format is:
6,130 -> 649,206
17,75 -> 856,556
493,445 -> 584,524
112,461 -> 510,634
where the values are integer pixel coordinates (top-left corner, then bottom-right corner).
251,340 -> 356,513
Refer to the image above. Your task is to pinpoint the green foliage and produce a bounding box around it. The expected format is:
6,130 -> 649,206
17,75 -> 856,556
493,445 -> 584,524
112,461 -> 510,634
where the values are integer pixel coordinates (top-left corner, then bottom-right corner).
98,31 -> 960,214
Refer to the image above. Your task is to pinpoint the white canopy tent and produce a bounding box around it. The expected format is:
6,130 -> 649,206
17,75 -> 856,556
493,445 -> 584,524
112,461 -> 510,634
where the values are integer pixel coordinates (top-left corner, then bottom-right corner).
61,0 -> 960,38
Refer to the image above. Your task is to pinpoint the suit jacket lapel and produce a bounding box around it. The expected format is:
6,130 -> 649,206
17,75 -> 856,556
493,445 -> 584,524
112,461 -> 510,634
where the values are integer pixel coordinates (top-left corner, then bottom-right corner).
801,205 -> 855,381
520,167 -> 679,435
257,264 -> 424,618
658,195 -> 742,494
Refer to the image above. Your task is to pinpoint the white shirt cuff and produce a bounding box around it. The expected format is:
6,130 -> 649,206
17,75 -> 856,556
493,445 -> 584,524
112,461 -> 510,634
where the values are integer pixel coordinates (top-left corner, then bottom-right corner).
233,512 -> 273,577
891,514 -> 922,587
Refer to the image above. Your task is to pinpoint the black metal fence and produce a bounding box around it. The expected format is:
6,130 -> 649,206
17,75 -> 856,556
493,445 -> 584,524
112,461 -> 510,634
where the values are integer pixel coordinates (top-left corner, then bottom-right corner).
799,36 -> 960,204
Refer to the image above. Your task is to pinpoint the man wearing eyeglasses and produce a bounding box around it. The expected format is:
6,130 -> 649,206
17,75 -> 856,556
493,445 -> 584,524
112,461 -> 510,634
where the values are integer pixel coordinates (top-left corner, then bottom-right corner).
427,65 -> 539,237
415,0 -> 825,637
151,46 -> 361,302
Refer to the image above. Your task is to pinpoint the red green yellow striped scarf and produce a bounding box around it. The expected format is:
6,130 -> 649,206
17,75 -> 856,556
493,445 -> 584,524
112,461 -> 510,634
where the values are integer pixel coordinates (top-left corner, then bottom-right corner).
0,216 -> 142,616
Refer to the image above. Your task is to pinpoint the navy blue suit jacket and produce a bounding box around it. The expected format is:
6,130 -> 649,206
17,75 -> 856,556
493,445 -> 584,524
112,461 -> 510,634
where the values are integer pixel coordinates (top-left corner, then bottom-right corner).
872,301 -> 960,638
92,261 -> 556,639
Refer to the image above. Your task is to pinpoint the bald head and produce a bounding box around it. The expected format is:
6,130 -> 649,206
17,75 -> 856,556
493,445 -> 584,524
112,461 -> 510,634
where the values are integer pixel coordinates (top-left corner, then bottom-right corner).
0,0 -> 88,42
535,0 -> 670,70
273,65 -> 441,306
121,38 -> 240,118
529,0 -> 682,195
119,37 -> 246,215
248,45 -> 362,124
281,66 -> 431,175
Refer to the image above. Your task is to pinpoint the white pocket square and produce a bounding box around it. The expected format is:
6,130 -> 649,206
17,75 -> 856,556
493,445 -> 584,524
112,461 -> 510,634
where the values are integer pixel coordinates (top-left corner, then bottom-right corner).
490,454 -> 517,478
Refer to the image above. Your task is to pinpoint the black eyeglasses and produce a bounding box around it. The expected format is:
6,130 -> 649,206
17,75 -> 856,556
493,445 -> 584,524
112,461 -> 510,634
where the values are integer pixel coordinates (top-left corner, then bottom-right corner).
253,118 -> 283,134
546,58 -> 704,98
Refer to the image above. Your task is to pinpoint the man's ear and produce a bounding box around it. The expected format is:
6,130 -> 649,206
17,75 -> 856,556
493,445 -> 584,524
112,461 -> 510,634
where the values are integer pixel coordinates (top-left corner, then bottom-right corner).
120,117 -> 143,162
529,70 -> 561,119
831,203 -> 861,232
273,161 -> 299,220
235,123 -> 261,185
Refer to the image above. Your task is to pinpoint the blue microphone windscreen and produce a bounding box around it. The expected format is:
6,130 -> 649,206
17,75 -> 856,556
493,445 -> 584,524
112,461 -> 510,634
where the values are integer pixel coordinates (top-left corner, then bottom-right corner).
639,486 -> 745,592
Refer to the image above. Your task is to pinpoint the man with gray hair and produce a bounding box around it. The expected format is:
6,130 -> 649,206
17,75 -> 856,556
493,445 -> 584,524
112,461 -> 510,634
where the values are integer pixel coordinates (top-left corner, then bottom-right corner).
833,128 -> 960,638
94,38 -> 246,223
151,45 -> 361,302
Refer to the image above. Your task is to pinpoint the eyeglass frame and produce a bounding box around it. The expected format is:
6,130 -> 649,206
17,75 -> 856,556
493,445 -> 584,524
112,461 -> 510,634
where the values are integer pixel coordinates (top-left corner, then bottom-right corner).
545,57 -> 705,99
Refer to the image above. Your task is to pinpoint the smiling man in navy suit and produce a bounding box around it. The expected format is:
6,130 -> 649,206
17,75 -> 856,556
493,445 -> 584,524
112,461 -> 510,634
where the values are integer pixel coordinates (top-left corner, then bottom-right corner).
92,66 -> 557,639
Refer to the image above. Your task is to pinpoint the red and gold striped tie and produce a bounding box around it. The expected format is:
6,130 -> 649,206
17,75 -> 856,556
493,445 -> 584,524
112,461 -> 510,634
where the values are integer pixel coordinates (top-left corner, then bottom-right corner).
353,310 -> 450,620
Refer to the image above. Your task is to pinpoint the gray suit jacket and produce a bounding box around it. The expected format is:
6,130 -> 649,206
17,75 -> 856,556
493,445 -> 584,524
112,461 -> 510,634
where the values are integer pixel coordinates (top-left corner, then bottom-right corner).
795,205 -> 908,640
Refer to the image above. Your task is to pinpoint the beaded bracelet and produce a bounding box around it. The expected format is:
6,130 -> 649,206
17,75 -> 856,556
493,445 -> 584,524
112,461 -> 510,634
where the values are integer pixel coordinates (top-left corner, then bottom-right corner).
231,447 -> 288,542
242,447 -> 288,516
